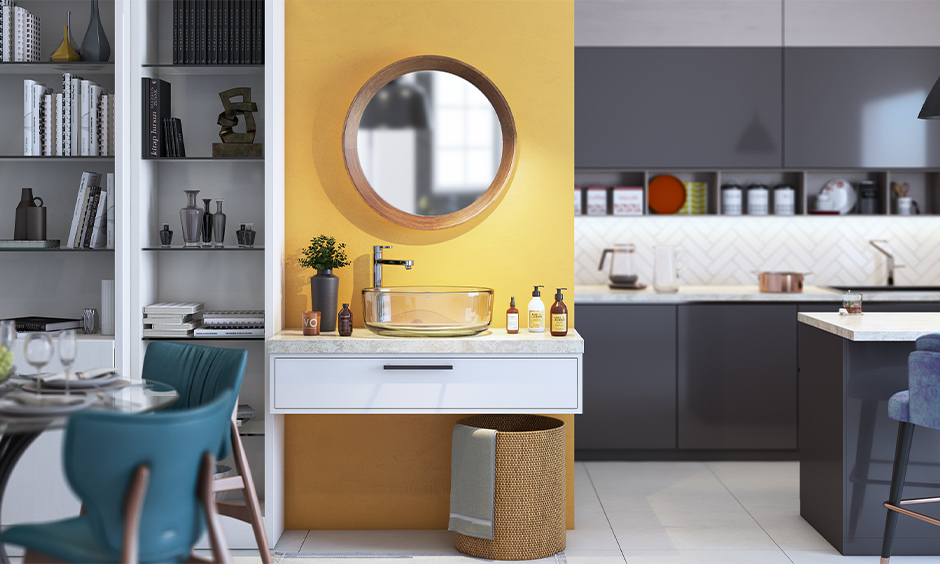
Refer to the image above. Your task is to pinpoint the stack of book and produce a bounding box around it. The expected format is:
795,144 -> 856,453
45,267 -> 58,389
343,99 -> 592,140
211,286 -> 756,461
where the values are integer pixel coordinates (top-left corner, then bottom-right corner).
142,78 -> 186,158
23,73 -> 115,157
194,310 -> 264,338
66,171 -> 114,249
8,316 -> 81,336
173,0 -> 264,65
1,1 -> 40,63
142,302 -> 205,338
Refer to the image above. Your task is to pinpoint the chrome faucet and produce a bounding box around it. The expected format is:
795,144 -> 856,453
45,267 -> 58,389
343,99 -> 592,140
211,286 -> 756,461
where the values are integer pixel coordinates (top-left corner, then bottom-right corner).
869,240 -> 905,286
373,245 -> 413,287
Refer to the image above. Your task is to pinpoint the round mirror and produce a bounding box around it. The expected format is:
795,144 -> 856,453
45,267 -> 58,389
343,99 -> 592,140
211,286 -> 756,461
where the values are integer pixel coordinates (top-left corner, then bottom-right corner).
343,56 -> 517,230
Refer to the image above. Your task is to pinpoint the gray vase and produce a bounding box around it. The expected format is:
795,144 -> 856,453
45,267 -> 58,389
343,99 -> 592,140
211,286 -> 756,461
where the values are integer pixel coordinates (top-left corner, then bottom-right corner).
80,0 -> 110,62
212,200 -> 226,247
180,190 -> 203,247
310,269 -> 339,332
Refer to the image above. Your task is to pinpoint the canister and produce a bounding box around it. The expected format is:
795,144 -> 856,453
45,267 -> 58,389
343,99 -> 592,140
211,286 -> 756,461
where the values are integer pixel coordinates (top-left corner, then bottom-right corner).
858,181 -> 878,214
773,185 -> 796,215
747,184 -> 769,215
612,186 -> 643,216
585,186 -> 608,216
721,184 -> 742,215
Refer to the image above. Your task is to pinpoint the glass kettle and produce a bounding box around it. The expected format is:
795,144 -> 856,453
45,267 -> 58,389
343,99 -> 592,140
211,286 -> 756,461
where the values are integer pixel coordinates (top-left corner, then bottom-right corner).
598,243 -> 637,285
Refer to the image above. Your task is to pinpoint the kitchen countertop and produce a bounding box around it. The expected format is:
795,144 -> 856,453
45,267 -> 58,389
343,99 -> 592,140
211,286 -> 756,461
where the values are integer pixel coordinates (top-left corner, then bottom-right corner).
267,328 -> 584,354
575,284 -> 940,304
798,312 -> 940,341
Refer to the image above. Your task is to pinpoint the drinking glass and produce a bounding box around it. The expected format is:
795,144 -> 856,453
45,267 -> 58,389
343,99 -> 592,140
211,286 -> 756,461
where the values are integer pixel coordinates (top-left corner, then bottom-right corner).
58,330 -> 77,396
0,320 -> 15,378
24,332 -> 53,392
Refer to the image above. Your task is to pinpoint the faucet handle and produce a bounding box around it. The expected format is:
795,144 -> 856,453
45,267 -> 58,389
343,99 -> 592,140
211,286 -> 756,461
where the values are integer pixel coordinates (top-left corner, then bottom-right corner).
374,245 -> 392,253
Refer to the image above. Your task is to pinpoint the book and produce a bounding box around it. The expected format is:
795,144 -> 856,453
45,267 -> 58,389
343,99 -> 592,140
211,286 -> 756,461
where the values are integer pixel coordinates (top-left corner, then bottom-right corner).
194,327 -> 264,337
197,0 -> 206,65
70,76 -> 81,156
237,403 -> 255,420
203,309 -> 265,319
142,77 -> 171,158
143,302 -> 204,314
98,93 -> 110,156
145,321 -> 203,331
79,186 -> 102,248
88,188 -> 108,248
173,0 -> 179,64
24,9 -> 38,62
42,93 -> 53,156
89,84 -> 102,156
0,239 -> 60,249
105,173 -> 115,249
1,3 -> 11,63
23,79 -> 35,155
13,6 -> 24,61
80,79 -> 91,155
208,0 -> 218,65
55,93 -> 63,156
143,312 -> 204,323
9,316 -> 81,332
162,117 -> 174,157
187,0 -> 195,64
143,329 -> 195,338
67,171 -> 102,248
221,0 -> 229,64
31,83 -> 47,156
62,73 -> 73,156
173,117 -> 186,157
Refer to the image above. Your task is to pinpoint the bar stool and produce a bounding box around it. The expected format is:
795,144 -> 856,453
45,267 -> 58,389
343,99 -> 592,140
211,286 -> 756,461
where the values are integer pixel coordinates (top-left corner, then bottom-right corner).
880,333 -> 940,563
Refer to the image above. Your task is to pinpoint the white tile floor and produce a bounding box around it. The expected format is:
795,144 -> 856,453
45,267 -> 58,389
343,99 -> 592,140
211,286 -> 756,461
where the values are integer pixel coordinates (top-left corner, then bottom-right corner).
245,461 -> 940,563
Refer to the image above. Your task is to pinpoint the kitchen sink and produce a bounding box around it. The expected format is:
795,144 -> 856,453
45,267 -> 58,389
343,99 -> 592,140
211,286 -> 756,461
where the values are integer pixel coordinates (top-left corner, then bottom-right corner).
827,285 -> 940,293
362,286 -> 494,337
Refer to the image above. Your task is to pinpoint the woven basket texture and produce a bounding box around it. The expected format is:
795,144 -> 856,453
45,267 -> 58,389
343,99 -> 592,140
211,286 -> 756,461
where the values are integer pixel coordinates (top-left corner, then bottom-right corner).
453,415 -> 566,561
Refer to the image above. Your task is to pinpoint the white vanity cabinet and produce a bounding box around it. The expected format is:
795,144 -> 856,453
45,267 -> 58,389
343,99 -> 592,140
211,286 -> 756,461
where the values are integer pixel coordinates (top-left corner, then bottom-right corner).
267,329 -> 583,415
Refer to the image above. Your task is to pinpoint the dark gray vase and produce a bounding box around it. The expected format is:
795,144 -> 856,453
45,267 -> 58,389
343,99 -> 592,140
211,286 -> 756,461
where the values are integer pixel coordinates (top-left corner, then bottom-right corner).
80,0 -> 110,62
310,269 -> 339,332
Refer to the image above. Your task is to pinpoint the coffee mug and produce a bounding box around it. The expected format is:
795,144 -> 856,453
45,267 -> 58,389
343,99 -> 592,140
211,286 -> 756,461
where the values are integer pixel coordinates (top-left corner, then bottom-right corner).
302,311 -> 321,336
897,197 -> 914,215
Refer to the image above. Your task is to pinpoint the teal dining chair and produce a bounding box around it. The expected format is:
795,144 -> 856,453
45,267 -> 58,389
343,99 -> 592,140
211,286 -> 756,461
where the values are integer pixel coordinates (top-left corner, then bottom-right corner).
141,342 -> 270,564
1,389 -> 237,563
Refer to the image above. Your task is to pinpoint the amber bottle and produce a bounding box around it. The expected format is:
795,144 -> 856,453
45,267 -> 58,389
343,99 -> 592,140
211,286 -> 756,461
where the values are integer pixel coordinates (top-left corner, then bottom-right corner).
550,288 -> 568,337
338,303 -> 353,336
506,296 -> 519,334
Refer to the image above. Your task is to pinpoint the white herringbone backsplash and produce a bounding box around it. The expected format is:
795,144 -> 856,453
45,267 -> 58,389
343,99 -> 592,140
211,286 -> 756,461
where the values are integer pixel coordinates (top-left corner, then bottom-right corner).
576,216 -> 940,287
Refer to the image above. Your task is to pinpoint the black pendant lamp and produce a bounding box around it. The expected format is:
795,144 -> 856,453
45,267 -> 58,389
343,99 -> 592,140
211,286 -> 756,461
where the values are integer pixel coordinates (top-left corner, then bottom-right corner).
360,78 -> 432,129
919,75 -> 940,119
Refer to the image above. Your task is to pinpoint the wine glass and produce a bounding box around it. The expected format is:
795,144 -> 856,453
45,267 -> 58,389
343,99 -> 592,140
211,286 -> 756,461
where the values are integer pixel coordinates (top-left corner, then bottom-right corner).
58,330 -> 77,396
24,332 -> 53,392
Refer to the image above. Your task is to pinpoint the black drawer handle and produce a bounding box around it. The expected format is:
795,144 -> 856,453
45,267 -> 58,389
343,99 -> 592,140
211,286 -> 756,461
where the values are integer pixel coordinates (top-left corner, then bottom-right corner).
383,364 -> 454,371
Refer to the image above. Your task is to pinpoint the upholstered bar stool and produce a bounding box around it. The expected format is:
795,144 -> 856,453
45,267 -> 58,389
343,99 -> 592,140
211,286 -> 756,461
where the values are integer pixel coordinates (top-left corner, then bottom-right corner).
880,333 -> 940,563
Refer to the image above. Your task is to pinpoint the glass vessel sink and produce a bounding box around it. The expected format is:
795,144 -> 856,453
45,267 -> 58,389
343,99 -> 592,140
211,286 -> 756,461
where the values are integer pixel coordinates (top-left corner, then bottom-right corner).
362,286 -> 494,337
827,285 -> 940,292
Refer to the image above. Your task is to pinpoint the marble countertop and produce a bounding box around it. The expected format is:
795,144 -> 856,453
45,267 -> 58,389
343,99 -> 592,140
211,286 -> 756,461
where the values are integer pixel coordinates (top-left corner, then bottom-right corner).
575,284 -> 940,304
267,328 -> 584,354
798,312 -> 940,341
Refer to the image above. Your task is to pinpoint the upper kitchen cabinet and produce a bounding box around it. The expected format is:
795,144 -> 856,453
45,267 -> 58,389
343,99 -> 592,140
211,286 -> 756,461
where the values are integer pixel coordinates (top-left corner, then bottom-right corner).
784,48 -> 940,168
576,47 -> 783,168
785,1 -> 940,47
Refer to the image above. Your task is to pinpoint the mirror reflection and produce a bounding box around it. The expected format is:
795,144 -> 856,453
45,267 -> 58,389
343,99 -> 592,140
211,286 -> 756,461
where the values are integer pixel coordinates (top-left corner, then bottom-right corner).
356,71 -> 503,217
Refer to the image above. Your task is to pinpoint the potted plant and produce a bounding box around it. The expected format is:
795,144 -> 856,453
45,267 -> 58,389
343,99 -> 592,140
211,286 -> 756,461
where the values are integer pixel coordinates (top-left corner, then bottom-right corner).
298,235 -> 350,332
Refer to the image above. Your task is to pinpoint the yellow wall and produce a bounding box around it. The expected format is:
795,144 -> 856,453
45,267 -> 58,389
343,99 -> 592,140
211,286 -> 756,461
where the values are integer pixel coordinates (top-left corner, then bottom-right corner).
284,0 -> 574,529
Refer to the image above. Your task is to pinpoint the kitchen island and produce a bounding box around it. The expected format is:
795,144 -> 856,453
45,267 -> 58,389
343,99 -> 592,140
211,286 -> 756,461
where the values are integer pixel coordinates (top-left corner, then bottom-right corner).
798,312 -> 940,556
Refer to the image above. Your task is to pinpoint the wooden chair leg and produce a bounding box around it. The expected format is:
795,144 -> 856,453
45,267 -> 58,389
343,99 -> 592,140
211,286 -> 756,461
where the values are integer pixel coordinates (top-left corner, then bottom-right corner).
882,421 -> 915,563
120,464 -> 151,564
199,452 -> 232,564
215,420 -> 271,564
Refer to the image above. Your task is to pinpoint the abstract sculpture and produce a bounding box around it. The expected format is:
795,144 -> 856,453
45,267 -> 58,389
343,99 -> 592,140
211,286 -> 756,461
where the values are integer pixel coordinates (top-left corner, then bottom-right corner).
212,87 -> 263,158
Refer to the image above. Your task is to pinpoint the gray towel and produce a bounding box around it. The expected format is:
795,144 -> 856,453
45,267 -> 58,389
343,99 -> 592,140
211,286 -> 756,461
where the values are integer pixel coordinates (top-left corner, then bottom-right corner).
448,423 -> 497,539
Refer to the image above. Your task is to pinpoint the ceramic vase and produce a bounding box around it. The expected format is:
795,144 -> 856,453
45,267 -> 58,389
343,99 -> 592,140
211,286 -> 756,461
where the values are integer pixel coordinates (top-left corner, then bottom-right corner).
80,0 -> 111,62
202,198 -> 214,246
310,269 -> 339,332
180,190 -> 203,247
212,200 -> 226,247
14,188 -> 39,241
50,15 -> 81,63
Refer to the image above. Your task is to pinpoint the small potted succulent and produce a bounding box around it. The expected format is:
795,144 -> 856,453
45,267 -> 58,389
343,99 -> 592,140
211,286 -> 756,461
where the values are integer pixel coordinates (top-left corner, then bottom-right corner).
298,235 -> 350,332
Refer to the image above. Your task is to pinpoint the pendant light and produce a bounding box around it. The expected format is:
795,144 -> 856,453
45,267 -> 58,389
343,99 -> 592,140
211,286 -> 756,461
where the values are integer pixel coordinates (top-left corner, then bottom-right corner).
360,78 -> 432,129
918,75 -> 940,119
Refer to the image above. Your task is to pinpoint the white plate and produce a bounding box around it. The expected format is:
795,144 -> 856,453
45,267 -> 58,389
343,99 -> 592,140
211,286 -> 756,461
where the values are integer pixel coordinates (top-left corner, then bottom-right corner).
0,394 -> 94,417
42,374 -> 122,390
820,179 -> 857,214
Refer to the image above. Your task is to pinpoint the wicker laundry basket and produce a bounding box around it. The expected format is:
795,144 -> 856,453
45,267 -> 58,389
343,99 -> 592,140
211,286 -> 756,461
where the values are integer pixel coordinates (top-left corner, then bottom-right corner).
453,414 -> 566,561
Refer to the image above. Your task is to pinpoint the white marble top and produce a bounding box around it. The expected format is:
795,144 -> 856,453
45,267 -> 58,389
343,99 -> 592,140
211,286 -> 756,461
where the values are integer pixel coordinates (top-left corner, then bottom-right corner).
575,284 -> 940,304
798,312 -> 940,342
267,328 -> 584,354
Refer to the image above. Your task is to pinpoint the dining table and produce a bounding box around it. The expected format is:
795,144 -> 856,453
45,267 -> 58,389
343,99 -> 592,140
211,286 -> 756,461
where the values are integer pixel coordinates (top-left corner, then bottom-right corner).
0,375 -> 178,564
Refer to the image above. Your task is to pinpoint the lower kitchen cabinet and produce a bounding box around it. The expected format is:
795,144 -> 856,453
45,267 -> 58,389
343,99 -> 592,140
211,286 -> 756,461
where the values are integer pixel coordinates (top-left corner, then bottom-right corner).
677,304 -> 798,450
575,305 -> 676,451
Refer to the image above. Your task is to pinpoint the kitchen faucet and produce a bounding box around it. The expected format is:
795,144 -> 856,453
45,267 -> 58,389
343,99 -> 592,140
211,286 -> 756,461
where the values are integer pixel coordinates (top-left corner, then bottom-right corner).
373,245 -> 413,287
869,240 -> 905,286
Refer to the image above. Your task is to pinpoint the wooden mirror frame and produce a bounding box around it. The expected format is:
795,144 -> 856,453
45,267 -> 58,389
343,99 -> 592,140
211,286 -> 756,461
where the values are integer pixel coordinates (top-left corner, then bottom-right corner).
343,55 -> 517,230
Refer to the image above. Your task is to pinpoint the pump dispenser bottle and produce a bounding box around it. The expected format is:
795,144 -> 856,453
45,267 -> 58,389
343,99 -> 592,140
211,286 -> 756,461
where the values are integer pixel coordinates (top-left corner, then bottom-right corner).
528,285 -> 545,333
506,296 -> 519,334
550,288 -> 568,337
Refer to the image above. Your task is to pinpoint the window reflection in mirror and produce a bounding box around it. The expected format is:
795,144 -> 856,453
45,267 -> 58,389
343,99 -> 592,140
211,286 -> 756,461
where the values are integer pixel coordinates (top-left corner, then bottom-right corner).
356,71 -> 503,217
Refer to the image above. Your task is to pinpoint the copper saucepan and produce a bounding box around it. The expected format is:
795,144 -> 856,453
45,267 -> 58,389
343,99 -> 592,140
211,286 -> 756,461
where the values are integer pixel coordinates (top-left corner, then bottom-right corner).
754,271 -> 812,293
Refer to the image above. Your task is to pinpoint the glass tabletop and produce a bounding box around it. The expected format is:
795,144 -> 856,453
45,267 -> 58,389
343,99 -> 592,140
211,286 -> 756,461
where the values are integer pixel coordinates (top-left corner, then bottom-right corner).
0,378 -> 178,434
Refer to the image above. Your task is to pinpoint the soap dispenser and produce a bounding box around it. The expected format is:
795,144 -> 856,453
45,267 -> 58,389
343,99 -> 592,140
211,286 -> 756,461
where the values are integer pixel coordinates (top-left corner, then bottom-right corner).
550,288 -> 568,337
528,285 -> 545,333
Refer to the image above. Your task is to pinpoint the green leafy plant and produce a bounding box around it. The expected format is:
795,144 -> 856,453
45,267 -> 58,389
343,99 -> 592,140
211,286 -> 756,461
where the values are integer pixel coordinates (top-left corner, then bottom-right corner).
298,235 -> 350,272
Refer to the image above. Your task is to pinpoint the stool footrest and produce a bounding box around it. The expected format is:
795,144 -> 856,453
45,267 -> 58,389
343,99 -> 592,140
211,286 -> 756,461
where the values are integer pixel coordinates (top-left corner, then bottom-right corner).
884,502 -> 940,526
899,495 -> 940,506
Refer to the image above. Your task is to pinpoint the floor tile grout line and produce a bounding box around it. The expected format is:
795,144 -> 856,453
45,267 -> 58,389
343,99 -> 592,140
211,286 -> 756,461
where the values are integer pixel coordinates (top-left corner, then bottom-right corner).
583,462 -> 629,563
703,462 -> 797,563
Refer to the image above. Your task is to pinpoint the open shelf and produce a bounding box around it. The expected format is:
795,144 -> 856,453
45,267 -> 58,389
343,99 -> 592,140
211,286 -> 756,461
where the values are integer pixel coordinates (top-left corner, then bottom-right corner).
142,247 -> 263,251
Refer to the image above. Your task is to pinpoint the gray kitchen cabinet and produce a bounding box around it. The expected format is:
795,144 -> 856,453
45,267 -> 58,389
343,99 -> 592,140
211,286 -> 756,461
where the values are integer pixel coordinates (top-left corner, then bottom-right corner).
575,47 -> 783,169
784,48 -> 940,168
575,304 -> 677,452
677,304 -> 798,450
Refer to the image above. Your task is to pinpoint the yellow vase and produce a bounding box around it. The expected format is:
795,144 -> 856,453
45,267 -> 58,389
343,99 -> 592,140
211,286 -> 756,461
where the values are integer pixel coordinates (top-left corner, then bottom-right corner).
51,25 -> 81,62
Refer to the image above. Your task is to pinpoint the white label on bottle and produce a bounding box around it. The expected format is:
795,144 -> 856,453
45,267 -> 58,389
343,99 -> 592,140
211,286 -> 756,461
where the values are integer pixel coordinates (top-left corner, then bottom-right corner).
507,313 -> 518,332
529,310 -> 544,331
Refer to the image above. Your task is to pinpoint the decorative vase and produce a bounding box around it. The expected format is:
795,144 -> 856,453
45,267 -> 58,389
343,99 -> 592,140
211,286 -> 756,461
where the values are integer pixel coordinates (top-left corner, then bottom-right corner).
159,223 -> 173,247
212,200 -> 226,247
14,188 -> 39,241
180,190 -> 203,247
80,0 -> 111,62
310,269 -> 339,332
202,198 -> 214,246
50,12 -> 81,63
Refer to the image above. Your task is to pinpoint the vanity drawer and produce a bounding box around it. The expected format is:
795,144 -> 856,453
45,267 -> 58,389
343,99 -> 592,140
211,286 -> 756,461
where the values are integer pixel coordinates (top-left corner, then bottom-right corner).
271,356 -> 581,413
